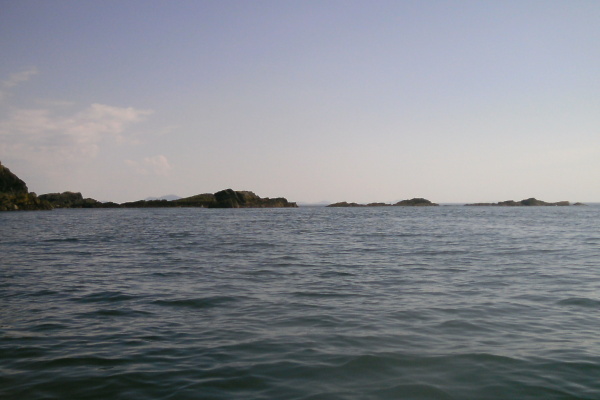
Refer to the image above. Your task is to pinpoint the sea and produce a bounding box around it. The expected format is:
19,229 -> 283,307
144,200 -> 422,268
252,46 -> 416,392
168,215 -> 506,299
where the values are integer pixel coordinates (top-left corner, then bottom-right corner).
1,205 -> 599,400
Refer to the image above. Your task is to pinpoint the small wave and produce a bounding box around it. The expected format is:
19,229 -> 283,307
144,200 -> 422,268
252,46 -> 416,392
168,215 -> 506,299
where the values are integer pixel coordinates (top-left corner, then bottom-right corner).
30,289 -> 59,297
583,236 -> 600,244
244,269 -> 278,276
411,249 -> 469,256
0,345 -> 48,360
437,319 -> 493,333
151,271 -> 184,277
167,231 -> 192,238
373,383 -> 454,399
319,271 -> 356,278
45,237 -> 79,242
80,309 -> 152,318
96,235 -> 116,242
292,291 -> 354,298
557,297 -> 600,308
73,291 -> 136,303
152,296 -> 236,309
30,322 -> 68,332
282,314 -> 344,328
41,355 -> 127,369
274,255 -> 299,261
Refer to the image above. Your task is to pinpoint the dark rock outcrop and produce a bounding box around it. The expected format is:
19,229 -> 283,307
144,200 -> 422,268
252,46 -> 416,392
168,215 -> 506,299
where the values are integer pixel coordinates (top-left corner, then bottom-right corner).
39,191 -> 84,206
211,189 -> 297,208
466,198 -> 572,206
394,198 -> 438,206
0,162 -> 28,195
0,162 -> 52,211
326,201 -> 364,207
39,191 -> 118,208
121,193 -> 215,208
0,191 -> 52,211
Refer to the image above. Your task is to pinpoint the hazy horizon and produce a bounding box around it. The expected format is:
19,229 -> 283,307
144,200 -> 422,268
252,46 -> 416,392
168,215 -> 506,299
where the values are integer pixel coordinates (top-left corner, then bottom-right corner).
2,1 -> 599,203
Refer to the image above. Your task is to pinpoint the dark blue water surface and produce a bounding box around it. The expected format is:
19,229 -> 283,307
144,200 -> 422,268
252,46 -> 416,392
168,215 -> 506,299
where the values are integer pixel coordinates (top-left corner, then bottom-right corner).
1,206 -> 600,399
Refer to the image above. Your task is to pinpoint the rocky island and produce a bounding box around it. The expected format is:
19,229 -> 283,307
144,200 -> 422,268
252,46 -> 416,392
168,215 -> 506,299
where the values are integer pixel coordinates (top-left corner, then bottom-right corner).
0,162 -> 297,211
120,189 -> 297,208
465,198 -> 580,206
38,189 -> 297,209
327,198 -> 438,207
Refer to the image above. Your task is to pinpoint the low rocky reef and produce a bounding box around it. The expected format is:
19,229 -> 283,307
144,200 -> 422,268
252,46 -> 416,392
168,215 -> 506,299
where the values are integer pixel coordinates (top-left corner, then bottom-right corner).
328,198 -> 438,207
465,198 -> 585,207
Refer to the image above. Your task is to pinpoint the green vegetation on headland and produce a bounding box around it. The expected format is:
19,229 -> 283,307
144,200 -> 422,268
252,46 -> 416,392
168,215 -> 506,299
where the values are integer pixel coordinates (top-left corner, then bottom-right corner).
0,162 -> 297,211
327,198 -> 439,207
465,198 -> 586,206
0,162 -> 52,211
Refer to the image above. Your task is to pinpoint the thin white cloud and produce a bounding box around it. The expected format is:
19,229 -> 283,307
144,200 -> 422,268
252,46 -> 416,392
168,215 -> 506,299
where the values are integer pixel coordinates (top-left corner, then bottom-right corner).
34,98 -> 76,108
0,103 -> 153,159
0,67 -> 39,101
125,155 -> 172,176
3,67 -> 39,88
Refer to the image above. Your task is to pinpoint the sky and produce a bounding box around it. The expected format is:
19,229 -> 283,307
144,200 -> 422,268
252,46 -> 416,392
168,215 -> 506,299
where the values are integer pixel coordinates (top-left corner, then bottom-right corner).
1,0 -> 599,203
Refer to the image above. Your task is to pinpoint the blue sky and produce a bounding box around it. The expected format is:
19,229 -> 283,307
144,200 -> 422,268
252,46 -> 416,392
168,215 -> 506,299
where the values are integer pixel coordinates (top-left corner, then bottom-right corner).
1,1 -> 599,203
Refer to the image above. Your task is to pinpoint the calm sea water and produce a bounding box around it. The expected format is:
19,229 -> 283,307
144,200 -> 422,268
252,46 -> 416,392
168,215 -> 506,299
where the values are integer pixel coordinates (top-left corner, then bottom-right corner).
1,206 -> 600,399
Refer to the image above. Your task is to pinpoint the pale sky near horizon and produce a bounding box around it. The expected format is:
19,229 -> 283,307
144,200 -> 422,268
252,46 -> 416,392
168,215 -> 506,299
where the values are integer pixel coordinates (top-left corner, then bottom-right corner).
1,1 -> 599,203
